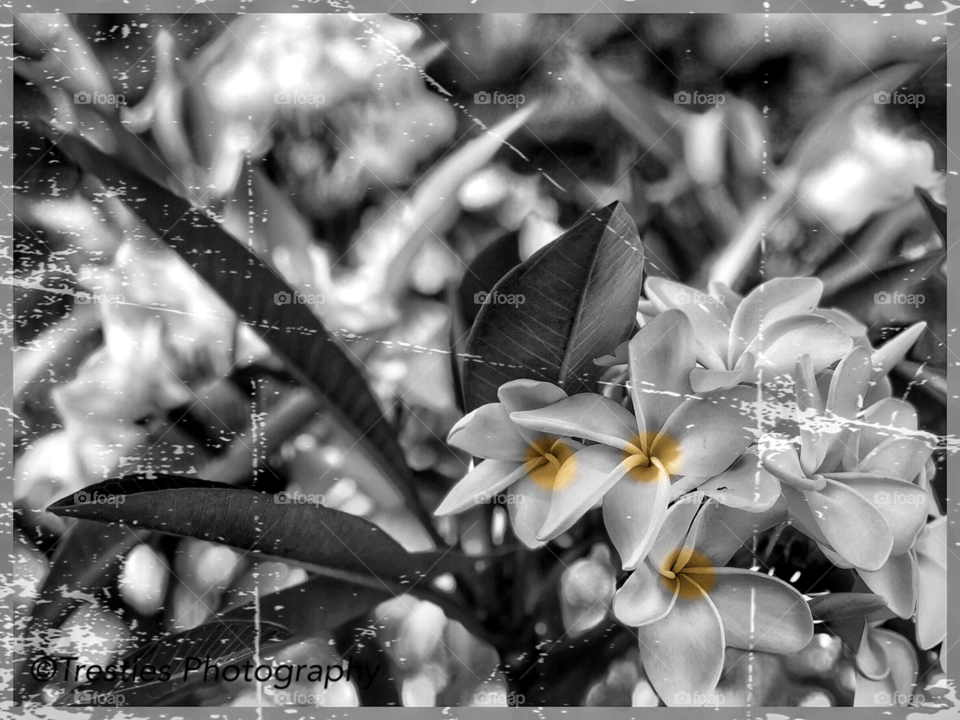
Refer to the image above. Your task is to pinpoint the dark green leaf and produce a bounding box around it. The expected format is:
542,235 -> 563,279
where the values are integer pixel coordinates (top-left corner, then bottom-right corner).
916,186 -> 947,242
458,230 -> 521,330
808,593 -> 888,622
47,475 -> 474,588
462,201 -> 643,412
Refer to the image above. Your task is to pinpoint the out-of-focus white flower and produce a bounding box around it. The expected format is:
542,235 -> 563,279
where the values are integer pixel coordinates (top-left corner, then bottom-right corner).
797,106 -> 945,235
560,544 -> 617,638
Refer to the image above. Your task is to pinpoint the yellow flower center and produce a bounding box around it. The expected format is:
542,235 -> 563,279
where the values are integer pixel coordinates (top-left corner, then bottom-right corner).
524,437 -> 576,491
622,432 -> 682,482
658,547 -> 715,600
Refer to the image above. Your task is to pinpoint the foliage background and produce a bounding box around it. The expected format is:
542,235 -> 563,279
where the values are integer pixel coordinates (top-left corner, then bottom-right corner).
12,11 -> 948,708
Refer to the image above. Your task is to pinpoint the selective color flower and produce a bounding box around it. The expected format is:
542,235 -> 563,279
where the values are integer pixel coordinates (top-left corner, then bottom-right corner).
613,495 -> 813,706
435,379 -> 581,548
510,310 -> 763,569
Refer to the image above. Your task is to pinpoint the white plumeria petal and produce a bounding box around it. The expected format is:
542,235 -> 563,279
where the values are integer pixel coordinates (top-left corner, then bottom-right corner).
695,497 -> 787,568
802,478 -> 894,572
612,560 -> 679,627
604,470 -> 672,570
689,353 -> 756,393
644,277 -> 730,371
447,403 -> 529,461
497,379 -> 569,444
628,309 -> 696,435
729,277 -> 824,366
745,315 -> 853,376
507,475 -> 553,549
707,567 -> 813,653
699,453 -> 781,512
435,460 -> 530,516
637,577 -> 725,707
857,551 -> 917,620
536,444 -> 628,540
859,398 -> 918,461
822,346 -> 873,472
824,472 -> 926,556
857,436 -> 933,483
656,385 -> 757,478
915,517 -> 947,649
510,394 -> 637,450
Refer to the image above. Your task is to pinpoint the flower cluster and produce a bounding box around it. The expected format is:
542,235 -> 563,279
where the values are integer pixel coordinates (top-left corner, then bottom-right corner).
437,276 -> 941,706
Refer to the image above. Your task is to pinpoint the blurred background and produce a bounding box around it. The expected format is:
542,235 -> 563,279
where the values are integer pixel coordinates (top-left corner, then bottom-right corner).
12,11 -> 948,707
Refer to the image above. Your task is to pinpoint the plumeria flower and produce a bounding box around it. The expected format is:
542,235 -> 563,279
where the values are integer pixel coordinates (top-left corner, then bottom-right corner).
613,494 -> 813,706
830,389 -> 937,619
434,379 -> 582,548
509,310 -> 767,569
761,347 -> 930,574
639,276 -> 853,392
850,620 -> 920,708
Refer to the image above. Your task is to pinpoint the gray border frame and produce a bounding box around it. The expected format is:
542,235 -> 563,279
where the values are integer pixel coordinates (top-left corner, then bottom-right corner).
4,2 -> 956,718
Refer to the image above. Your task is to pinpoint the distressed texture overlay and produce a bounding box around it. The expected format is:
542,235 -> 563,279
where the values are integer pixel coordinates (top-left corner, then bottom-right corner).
4,2 -> 958,718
